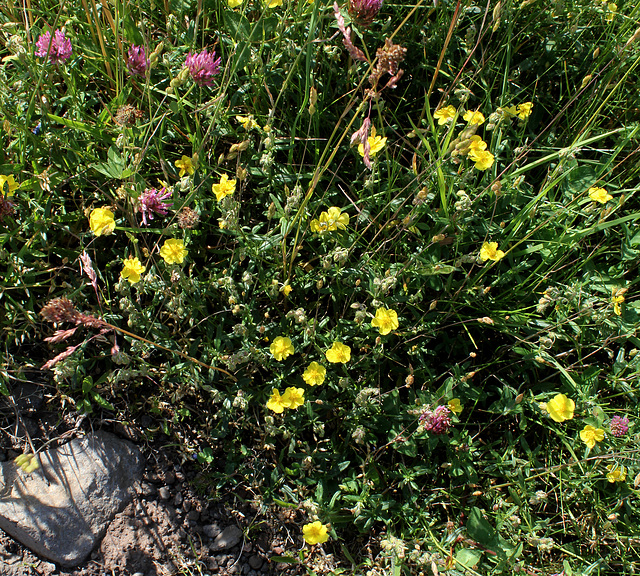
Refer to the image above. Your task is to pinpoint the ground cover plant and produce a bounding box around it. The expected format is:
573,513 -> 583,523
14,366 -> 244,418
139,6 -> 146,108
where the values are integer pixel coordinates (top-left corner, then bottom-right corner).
1,0 -> 640,573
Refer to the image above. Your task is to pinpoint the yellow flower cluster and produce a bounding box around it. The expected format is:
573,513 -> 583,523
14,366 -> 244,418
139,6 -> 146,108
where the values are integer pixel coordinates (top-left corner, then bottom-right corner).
502,102 -> 534,120
310,207 -> 349,235
541,393 -> 628,483
266,387 -> 305,413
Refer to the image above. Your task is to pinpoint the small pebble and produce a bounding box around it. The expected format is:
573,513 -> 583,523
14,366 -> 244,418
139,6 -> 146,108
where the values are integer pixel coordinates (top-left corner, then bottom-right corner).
158,487 -> 171,500
187,510 -> 200,522
183,500 -> 192,513
164,470 -> 176,485
249,555 -> 263,570
174,492 -> 183,506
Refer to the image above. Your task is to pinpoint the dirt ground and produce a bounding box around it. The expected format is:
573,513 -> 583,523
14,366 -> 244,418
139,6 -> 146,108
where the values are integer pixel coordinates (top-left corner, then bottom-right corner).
0,375 -> 316,576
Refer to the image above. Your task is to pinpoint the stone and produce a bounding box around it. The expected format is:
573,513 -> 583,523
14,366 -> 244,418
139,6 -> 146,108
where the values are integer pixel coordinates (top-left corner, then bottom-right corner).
211,525 -> 243,551
0,431 -> 143,567
158,486 -> 171,500
249,554 -> 264,570
203,523 -> 221,538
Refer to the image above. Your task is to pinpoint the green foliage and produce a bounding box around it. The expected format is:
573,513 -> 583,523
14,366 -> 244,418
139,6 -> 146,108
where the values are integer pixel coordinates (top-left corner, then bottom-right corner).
1,0 -> 640,573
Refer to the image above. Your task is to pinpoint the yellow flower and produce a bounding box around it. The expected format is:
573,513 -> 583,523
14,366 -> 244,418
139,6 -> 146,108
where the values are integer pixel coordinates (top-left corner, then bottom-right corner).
89,207 -> 116,236
159,238 -> 188,264
588,186 -> 613,204
580,425 -> 605,449
371,307 -> 399,335
121,256 -> 146,284
282,387 -> 305,409
358,127 -> 387,157
266,0 -> 283,7
310,207 -> 349,234
606,2 -> 617,22
612,288 -> 625,316
236,115 -> 258,130
228,0 -> 243,6
546,393 -> 575,423
502,105 -> 518,117
469,149 -> 495,171
606,464 -> 626,483
516,102 -> 533,119
0,174 -> 18,197
468,135 -> 487,155
479,241 -> 505,262
433,105 -> 457,125
463,110 -> 485,125
282,283 -> 293,297
302,521 -> 329,545
325,341 -> 351,364
212,174 -> 237,201
175,155 -> 195,177
270,336 -> 295,361
15,453 -> 39,473
303,362 -> 326,386
267,388 -> 287,413
448,398 -> 463,415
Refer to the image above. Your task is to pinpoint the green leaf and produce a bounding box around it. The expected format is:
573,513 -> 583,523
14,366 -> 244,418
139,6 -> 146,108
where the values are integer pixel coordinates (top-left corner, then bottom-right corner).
564,165 -> 596,195
271,555 -> 298,564
467,507 -> 498,548
455,548 -> 482,569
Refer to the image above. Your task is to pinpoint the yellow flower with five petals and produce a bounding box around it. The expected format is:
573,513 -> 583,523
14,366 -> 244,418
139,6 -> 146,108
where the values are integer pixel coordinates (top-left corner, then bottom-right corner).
175,155 -> 196,177
121,256 -> 146,284
303,362 -> 326,386
270,336 -> 295,361
371,307 -> 399,335
546,393 -> 575,423
580,424 -> 605,449
303,521 -> 329,545
433,105 -> 457,125
325,341 -> 351,363
479,241 -> 505,262
212,174 -> 237,201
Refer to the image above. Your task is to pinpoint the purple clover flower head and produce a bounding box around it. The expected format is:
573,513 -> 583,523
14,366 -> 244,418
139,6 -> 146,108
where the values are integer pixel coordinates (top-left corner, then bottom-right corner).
35,29 -> 72,64
126,45 -> 148,76
419,405 -> 452,435
138,187 -> 172,226
185,49 -> 222,87
610,415 -> 629,437
348,0 -> 383,27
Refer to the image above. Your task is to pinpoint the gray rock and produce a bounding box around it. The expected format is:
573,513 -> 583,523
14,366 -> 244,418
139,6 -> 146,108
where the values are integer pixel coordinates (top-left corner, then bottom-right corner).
158,486 -> 171,500
173,492 -> 183,506
203,523 -> 221,538
211,525 -> 243,551
0,431 -> 143,567
249,554 -> 264,570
